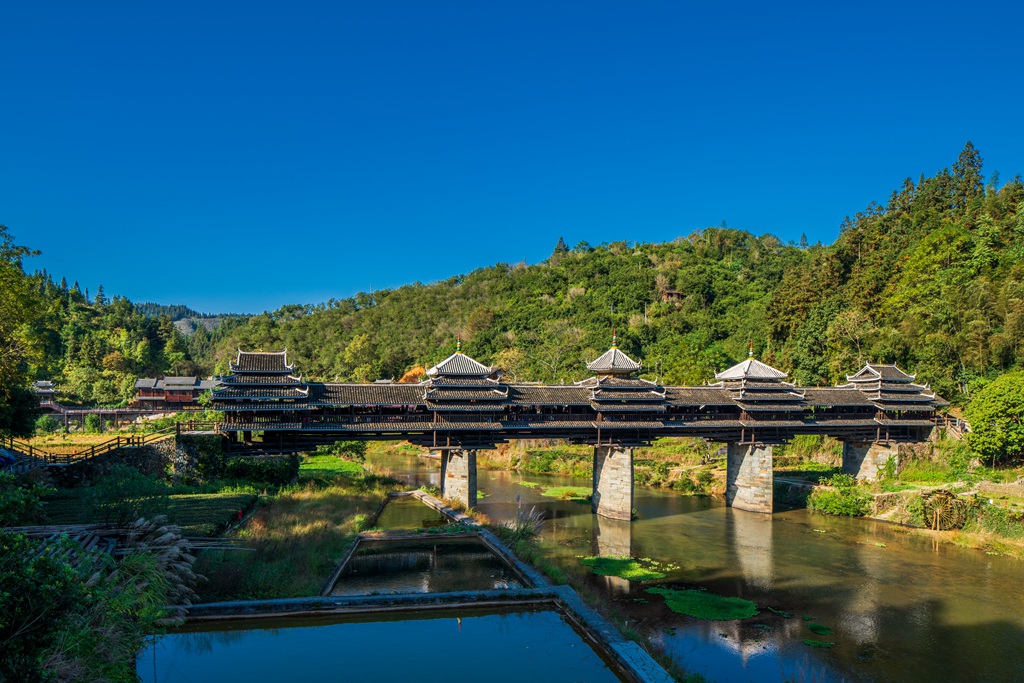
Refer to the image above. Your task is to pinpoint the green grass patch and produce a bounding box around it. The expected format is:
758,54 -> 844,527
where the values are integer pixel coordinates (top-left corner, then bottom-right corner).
898,460 -> 960,484
581,556 -> 666,581
299,455 -> 363,478
540,485 -> 592,500
646,587 -> 758,620
807,623 -> 833,635
518,481 -> 540,488
803,639 -> 835,648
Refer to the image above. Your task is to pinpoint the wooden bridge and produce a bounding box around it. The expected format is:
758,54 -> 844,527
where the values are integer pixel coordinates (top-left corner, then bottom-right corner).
198,345 -> 948,519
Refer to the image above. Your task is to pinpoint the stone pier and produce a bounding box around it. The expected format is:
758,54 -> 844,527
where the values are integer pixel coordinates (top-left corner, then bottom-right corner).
439,449 -> 477,509
842,441 -> 897,482
726,443 -> 774,513
592,445 -> 633,521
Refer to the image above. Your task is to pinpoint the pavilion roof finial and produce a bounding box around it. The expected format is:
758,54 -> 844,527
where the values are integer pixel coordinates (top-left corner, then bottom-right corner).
612,328 -> 618,348
748,340 -> 754,359
456,332 -> 462,354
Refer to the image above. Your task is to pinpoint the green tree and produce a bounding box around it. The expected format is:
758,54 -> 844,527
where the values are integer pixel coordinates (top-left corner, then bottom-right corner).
0,226 -> 40,437
965,371 -> 1024,466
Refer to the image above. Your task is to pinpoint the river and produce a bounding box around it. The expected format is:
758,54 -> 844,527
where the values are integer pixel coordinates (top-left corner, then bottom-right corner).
366,450 -> 1024,683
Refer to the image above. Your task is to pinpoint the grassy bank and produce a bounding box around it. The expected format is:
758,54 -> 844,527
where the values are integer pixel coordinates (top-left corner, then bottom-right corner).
193,462 -> 400,601
786,436 -> 1024,558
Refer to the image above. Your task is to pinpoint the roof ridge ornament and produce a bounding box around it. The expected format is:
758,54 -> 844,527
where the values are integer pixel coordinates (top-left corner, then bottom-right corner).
456,332 -> 462,354
612,328 -> 618,348
749,340 -> 754,358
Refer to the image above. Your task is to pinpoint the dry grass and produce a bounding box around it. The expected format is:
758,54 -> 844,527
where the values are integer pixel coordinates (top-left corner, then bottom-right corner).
194,476 -> 401,601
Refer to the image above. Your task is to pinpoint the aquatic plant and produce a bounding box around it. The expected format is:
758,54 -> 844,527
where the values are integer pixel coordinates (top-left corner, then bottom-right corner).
540,485 -> 592,501
501,493 -> 545,545
802,639 -> 835,648
645,587 -> 758,620
807,623 -> 833,635
580,556 -> 667,581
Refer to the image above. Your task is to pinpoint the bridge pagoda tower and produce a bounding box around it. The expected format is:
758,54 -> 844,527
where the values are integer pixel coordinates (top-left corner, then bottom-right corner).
212,350 -> 309,444
580,333 -> 664,520
424,340 -> 504,509
712,352 -> 801,513
839,364 -> 940,481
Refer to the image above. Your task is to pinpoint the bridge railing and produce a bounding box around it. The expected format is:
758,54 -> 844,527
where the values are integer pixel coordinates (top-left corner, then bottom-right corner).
1,428 -> 176,467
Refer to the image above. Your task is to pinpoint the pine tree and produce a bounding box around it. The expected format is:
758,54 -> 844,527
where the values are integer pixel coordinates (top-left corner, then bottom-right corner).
799,233 -> 809,249
553,236 -> 569,256
95,285 -> 107,307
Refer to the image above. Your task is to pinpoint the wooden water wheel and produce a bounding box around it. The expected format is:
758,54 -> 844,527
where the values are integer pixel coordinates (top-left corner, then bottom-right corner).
920,490 -> 967,531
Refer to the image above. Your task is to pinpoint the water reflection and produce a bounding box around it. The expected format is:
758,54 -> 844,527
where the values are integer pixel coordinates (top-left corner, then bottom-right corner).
141,610 -> 621,683
365,449 -> 1024,683
331,538 -> 524,595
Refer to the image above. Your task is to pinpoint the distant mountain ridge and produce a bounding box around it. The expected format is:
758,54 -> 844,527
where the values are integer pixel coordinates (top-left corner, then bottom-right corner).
136,303 -> 247,337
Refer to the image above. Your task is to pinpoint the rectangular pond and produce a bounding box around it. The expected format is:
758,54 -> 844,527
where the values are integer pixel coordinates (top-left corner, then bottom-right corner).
374,495 -> 450,530
329,536 -> 525,595
139,608 -> 623,683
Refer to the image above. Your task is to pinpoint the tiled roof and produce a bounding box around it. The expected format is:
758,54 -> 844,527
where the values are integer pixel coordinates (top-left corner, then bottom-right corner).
847,363 -> 916,382
135,378 -> 158,389
427,377 -> 502,387
593,389 -> 665,401
426,352 -> 496,377
506,386 -> 592,405
425,388 -> 507,401
219,374 -> 304,386
663,387 -> 735,405
592,403 -> 666,412
163,376 -> 198,387
231,350 -> 293,373
737,403 -> 808,412
214,387 -> 309,399
309,384 -> 425,406
714,359 -> 788,380
426,402 -> 504,412
802,388 -> 873,406
586,347 -> 642,374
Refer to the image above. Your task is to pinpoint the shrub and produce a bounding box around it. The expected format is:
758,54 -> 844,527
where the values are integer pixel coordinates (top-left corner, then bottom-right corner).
695,469 -> 714,490
672,476 -> 697,493
222,455 -> 299,486
83,413 -> 103,434
314,440 -> 367,462
0,473 -> 51,525
807,484 -> 870,517
34,415 -> 60,434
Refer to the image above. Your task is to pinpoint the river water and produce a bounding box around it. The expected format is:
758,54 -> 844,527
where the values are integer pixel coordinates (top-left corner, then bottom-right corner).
366,450 -> 1024,683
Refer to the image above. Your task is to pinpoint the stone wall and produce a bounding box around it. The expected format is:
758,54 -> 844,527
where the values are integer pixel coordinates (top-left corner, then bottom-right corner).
592,446 -> 633,520
725,443 -> 773,513
842,441 -> 897,482
439,449 -> 477,509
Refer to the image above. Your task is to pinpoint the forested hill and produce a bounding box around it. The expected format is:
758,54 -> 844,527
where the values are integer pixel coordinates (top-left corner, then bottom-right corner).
210,144 -> 1024,402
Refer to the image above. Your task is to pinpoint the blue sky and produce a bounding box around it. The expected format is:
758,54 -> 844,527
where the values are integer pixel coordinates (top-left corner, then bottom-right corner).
2,1 -> 1023,313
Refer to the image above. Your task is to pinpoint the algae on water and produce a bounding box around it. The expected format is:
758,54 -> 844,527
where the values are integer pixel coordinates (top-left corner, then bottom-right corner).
581,556 -> 666,581
645,587 -> 758,620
